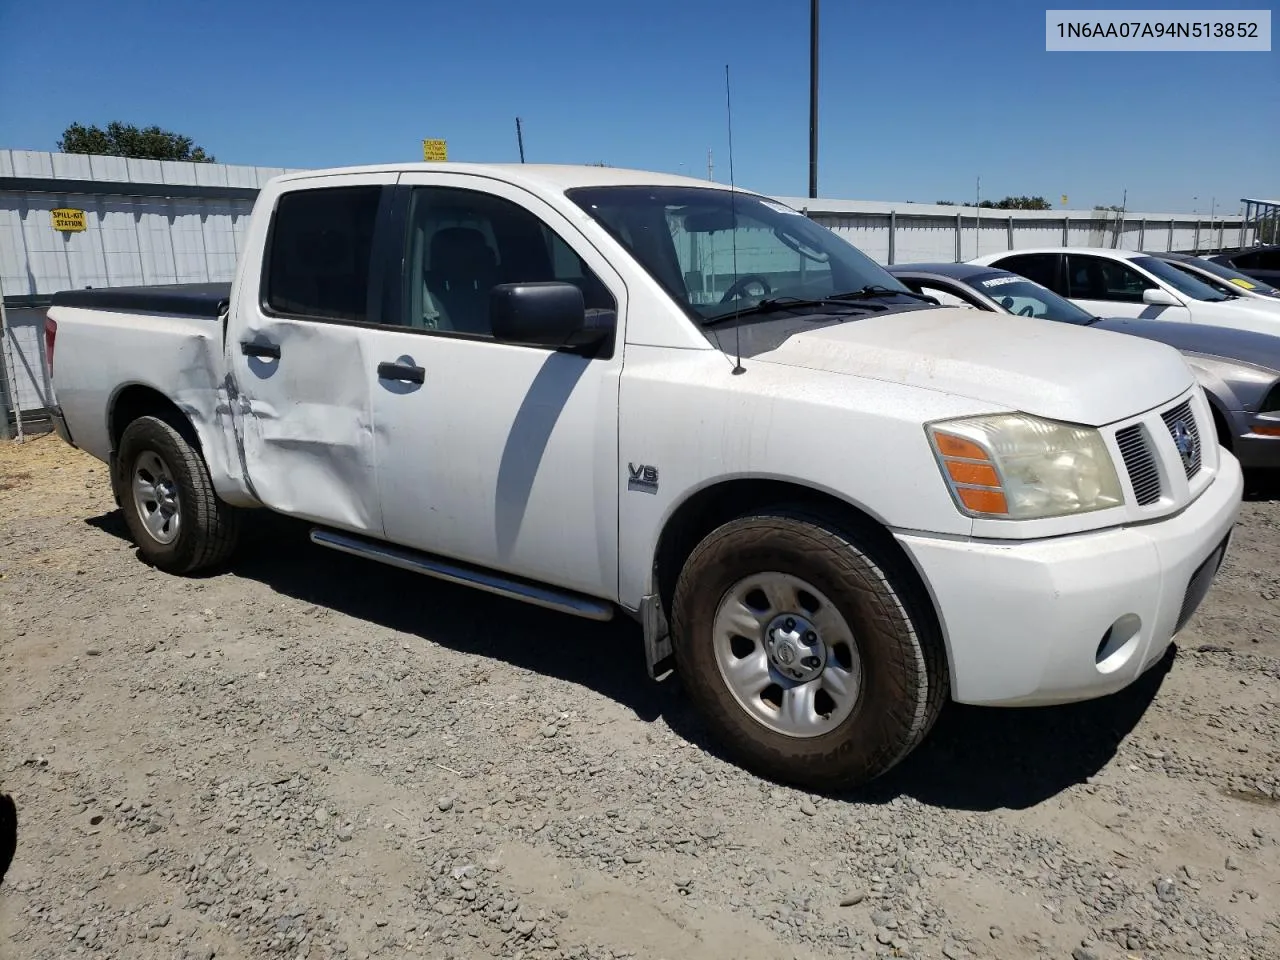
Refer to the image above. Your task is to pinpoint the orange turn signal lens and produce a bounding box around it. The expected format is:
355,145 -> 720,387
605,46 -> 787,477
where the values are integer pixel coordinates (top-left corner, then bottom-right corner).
930,426 -> 1011,516
1254,425 -> 1280,437
957,487 -> 1009,514
933,433 -> 989,461
945,461 -> 1000,486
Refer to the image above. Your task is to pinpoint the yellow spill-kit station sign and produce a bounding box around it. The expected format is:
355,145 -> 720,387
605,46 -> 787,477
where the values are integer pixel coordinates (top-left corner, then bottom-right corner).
52,208 -> 87,232
422,139 -> 448,162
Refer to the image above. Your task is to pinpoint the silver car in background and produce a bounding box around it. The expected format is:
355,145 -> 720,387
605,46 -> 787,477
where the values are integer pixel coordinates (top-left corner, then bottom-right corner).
1145,250 -> 1280,305
886,261 -> 1280,472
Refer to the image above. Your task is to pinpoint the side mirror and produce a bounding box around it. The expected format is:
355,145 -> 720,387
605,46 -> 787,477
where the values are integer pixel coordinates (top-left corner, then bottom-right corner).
1142,287 -> 1181,307
489,282 -> 614,350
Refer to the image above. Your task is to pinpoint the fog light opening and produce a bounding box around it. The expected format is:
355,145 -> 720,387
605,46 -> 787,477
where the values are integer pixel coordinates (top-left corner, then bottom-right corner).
1096,613 -> 1142,674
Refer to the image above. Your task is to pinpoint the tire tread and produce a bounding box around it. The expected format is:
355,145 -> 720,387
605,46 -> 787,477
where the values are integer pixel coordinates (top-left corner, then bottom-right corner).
117,415 -> 240,574
670,505 -> 947,789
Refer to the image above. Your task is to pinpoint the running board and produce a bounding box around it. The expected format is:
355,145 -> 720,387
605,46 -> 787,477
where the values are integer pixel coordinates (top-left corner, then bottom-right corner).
309,528 -> 615,622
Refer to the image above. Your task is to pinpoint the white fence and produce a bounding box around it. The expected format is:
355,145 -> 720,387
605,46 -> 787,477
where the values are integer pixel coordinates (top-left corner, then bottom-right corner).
0,148 -> 1259,436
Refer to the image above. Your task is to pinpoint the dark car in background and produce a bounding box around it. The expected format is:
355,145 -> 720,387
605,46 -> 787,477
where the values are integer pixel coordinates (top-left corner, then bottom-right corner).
886,261 -> 1280,472
1208,245 -> 1280,287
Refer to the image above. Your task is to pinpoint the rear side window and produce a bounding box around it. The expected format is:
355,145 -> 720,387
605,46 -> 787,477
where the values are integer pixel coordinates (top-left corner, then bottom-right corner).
264,186 -> 382,322
994,253 -> 1064,294
1236,249 -> 1280,270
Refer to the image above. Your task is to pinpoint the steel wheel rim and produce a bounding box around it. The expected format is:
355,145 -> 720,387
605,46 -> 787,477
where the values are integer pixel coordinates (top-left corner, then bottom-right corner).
712,572 -> 862,738
131,450 -> 181,545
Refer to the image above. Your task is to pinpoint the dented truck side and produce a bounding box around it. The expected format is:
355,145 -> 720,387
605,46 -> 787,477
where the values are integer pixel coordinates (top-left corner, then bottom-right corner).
44,162 -> 1244,789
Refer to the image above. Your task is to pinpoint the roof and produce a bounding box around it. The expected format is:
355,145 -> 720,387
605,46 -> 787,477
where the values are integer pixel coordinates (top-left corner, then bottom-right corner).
270,161 -> 753,195
886,262 -> 1004,280
1143,250 -> 1197,262
971,246 -> 1156,263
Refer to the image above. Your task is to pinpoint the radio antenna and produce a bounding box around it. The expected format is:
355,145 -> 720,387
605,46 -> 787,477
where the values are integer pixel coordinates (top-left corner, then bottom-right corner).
726,63 -> 745,375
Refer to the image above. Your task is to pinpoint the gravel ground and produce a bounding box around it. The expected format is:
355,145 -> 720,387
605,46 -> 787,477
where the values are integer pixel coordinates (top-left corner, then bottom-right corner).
2,432 -> 1278,960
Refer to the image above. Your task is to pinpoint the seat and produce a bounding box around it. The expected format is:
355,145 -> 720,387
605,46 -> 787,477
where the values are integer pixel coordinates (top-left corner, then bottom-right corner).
425,227 -> 501,334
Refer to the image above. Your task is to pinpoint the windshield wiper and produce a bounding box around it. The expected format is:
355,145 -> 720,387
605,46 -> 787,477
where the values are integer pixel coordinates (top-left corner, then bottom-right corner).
832,284 -> 940,304
700,296 -> 882,327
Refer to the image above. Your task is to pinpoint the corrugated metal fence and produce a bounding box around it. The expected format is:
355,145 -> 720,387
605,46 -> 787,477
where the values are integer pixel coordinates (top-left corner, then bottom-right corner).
0,148 -> 1257,436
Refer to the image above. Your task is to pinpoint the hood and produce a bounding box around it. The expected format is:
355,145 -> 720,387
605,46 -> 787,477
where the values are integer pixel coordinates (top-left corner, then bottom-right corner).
1093,317 -> 1280,373
748,307 -> 1194,427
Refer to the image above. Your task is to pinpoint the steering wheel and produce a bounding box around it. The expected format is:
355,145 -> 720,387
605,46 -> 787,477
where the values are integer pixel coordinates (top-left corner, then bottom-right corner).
1017,305 -> 1035,316
720,274 -> 772,304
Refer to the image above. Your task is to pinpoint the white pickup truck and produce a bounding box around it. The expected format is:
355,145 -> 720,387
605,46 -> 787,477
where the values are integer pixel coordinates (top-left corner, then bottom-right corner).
44,162 -> 1243,789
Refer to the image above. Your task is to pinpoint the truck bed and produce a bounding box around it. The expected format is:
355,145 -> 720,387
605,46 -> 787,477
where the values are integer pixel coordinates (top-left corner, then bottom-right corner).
50,282 -> 231,319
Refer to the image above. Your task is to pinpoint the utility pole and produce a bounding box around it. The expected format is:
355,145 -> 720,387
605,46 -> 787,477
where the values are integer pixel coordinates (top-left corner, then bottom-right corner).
515,117 -> 526,163
808,0 -> 819,198
707,148 -> 713,181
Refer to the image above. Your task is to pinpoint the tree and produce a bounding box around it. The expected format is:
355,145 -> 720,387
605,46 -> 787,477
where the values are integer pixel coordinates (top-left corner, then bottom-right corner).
981,196 -> 1052,210
57,122 -> 216,163
933,196 -> 1052,209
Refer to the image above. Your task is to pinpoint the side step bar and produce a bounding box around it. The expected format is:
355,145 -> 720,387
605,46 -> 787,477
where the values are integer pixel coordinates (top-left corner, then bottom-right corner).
309,528 -> 615,622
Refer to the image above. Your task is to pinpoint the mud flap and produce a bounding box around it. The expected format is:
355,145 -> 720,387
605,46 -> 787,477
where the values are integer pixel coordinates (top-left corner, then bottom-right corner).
641,593 -> 674,681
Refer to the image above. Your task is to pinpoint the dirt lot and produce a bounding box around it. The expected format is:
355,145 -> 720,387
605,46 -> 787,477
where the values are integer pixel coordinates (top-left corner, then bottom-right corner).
2,432 -> 1278,960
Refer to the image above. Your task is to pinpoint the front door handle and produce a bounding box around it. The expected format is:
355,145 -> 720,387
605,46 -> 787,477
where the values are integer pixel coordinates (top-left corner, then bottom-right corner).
377,361 -> 425,384
241,340 -> 281,359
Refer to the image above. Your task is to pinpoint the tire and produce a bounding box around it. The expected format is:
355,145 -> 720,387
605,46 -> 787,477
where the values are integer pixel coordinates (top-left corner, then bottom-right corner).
116,415 -> 240,574
670,507 -> 947,790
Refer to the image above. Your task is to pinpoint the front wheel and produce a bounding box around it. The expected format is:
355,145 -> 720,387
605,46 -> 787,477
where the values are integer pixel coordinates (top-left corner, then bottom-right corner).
117,415 -> 240,574
671,508 -> 946,790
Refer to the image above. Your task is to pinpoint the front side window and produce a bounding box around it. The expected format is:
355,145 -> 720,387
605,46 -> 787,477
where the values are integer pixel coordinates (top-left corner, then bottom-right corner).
565,185 -> 916,323
403,187 -> 616,336
264,186 -> 382,322
1066,255 -> 1154,302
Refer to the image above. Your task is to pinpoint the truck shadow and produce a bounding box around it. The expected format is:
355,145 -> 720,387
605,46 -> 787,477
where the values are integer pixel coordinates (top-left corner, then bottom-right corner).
87,509 -> 1170,813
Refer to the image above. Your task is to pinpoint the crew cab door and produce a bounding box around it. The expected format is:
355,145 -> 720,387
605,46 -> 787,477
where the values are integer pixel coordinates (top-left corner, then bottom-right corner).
364,173 -> 626,598
227,172 -> 399,533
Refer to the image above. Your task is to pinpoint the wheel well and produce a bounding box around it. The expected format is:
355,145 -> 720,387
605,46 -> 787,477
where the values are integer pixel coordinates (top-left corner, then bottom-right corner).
1207,401 -> 1232,451
109,385 -> 201,453
653,479 -> 940,638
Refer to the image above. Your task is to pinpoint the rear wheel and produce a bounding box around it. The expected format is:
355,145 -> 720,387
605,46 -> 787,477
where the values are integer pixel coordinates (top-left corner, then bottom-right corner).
671,508 -> 946,790
117,415 -> 240,574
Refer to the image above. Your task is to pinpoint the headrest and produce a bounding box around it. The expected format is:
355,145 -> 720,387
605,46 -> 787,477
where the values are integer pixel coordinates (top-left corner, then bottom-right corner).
430,227 -> 497,272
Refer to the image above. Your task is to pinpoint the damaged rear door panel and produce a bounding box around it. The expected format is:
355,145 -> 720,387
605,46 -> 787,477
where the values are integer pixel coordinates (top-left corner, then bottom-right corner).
227,172 -> 399,534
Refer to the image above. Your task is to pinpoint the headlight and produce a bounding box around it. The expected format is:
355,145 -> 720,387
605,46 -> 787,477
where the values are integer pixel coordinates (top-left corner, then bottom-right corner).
926,413 -> 1124,520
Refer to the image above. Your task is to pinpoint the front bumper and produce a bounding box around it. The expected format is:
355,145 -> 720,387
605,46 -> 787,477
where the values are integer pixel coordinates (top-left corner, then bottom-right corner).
896,450 -> 1244,707
1233,434 -> 1280,470
1230,408 -> 1280,469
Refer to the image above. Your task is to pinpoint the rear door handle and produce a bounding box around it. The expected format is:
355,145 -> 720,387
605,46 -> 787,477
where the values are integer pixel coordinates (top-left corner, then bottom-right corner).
377,361 -> 425,384
241,340 -> 281,359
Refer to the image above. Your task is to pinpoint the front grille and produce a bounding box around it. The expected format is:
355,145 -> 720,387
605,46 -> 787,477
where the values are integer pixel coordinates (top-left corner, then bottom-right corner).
1116,424 -> 1161,505
1161,399 -> 1203,480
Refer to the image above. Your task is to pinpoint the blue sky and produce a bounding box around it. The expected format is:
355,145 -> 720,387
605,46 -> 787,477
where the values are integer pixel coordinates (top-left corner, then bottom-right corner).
0,0 -> 1275,211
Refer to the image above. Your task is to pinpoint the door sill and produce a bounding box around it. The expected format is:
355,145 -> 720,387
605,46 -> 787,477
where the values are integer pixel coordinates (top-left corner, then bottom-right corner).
309,528 -> 616,622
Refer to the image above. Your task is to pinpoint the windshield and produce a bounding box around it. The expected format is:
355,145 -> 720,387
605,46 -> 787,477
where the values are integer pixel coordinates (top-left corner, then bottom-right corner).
564,185 -> 916,322
1133,256 -> 1232,302
1165,256 -> 1280,297
967,271 -> 1096,324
